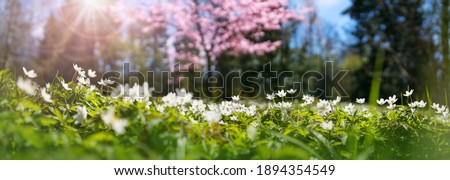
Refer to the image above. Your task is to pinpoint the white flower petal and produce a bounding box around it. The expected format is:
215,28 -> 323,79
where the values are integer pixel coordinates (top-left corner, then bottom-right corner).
287,89 -> 297,94
88,69 -> 97,78
356,98 -> 365,104
17,77 -> 37,95
23,67 -> 38,78
403,89 -> 414,97
40,88 -> 53,103
61,81 -> 72,91
276,90 -> 286,98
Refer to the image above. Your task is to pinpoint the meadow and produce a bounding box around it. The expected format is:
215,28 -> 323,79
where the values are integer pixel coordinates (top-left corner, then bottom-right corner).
0,66 -> 449,160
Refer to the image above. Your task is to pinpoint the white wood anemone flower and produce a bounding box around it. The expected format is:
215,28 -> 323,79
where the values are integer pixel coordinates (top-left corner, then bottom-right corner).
61,80 -> 72,91
98,79 -> 114,86
403,89 -> 414,97
266,93 -> 275,100
17,76 -> 38,95
22,67 -> 37,78
320,121 -> 334,131
287,89 -> 297,94
101,107 -> 129,135
73,64 -> 83,73
40,88 -> 53,103
356,98 -> 365,104
203,110 -> 222,123
74,106 -> 87,125
88,69 -> 97,78
276,89 -> 286,98
377,98 -> 386,105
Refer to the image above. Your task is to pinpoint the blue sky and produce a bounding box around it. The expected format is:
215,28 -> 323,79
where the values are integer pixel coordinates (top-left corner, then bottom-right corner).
315,0 -> 353,27
314,0 -> 354,41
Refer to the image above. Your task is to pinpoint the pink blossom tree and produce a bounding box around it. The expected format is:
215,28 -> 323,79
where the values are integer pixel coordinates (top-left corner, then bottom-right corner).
115,0 -> 307,96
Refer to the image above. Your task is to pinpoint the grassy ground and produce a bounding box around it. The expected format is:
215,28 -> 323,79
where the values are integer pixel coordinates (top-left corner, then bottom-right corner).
0,69 -> 449,159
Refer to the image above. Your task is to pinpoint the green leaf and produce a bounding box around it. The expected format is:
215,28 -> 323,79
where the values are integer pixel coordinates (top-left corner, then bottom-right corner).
20,100 -> 41,111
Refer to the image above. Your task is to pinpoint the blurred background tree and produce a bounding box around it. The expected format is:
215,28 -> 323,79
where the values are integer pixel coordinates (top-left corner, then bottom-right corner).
0,0 -> 35,72
0,0 -> 449,103
344,0 -> 436,102
34,0 -> 119,81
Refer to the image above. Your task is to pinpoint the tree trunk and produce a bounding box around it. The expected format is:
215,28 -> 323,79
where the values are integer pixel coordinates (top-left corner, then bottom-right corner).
204,53 -> 212,98
1,1 -> 14,69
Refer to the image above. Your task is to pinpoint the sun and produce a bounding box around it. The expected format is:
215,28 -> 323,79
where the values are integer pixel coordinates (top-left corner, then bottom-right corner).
81,0 -> 108,10
60,0 -> 118,40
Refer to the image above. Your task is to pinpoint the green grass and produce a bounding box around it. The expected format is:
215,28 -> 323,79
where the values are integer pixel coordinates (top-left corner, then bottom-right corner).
0,69 -> 449,160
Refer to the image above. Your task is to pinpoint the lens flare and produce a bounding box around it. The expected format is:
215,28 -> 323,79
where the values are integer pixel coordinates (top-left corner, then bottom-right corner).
82,0 -> 111,10
60,0 -> 118,40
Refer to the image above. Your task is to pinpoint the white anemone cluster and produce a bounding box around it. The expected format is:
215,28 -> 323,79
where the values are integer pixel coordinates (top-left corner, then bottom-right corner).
111,83 -> 153,103
18,67 -> 53,103
377,95 -> 398,109
314,96 -> 341,116
432,103 -> 449,117
300,94 -> 315,107
154,90 -> 257,124
15,67 -> 450,136
73,64 -> 97,88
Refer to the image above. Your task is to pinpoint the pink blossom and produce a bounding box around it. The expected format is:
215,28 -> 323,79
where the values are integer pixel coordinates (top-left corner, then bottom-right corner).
114,0 -> 310,71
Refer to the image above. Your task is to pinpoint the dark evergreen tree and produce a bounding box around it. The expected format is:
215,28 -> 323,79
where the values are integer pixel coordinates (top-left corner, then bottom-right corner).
0,0 -> 34,71
37,0 -> 119,81
344,0 -> 435,99
35,14 -> 66,81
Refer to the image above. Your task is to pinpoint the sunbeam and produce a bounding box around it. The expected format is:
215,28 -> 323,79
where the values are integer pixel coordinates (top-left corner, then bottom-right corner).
60,0 -> 117,40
